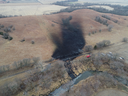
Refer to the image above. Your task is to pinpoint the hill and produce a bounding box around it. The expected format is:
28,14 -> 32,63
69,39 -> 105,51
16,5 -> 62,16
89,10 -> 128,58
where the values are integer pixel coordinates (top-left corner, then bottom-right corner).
0,9 -> 128,96
0,9 -> 128,66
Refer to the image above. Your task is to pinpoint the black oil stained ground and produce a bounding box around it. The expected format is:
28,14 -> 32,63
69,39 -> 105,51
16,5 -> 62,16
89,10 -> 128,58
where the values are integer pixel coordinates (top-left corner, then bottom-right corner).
50,16 -> 85,79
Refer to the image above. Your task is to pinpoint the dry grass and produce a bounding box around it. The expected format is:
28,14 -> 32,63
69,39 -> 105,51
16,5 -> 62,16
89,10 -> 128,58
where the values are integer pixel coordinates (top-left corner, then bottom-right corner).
0,8 -> 128,96
62,74 -> 128,96
0,9 -> 128,66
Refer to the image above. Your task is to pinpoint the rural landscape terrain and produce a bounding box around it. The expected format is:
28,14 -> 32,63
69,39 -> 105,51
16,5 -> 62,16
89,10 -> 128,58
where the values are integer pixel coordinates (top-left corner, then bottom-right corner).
0,0 -> 128,96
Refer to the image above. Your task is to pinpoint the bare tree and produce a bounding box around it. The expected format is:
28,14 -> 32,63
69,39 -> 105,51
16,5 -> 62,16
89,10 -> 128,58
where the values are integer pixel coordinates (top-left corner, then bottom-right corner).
93,55 -> 103,71
95,40 -> 111,49
6,65 -> 10,71
110,61 -> 124,71
32,57 -> 40,64
102,40 -> 111,47
85,45 -> 93,52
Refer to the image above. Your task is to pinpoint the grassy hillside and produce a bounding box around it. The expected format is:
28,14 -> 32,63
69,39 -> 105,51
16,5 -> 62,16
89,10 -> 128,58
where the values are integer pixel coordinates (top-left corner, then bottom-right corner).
0,9 -> 128,66
0,9 -> 128,96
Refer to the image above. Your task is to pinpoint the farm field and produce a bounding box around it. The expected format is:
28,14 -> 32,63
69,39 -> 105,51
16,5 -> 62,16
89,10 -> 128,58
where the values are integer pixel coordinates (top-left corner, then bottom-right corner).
0,3 -> 67,16
87,5 -> 114,11
38,0 -> 66,4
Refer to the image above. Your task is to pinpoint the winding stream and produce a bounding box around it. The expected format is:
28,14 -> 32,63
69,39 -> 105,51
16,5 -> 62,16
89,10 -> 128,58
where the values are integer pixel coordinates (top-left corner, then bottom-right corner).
49,70 -> 128,96
49,71 -> 93,96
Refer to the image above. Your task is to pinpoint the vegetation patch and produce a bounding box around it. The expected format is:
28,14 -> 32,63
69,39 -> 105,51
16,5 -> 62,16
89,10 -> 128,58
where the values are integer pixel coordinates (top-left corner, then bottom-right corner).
95,16 -> 108,26
94,40 -> 111,49
0,24 -> 15,41
122,37 -> 128,42
53,2 -> 128,16
0,60 -> 70,96
0,32 -> 3,35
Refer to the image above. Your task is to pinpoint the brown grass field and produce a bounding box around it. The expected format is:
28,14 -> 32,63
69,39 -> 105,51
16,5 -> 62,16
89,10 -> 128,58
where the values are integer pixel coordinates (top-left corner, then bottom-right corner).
0,9 -> 128,66
0,9 -> 128,96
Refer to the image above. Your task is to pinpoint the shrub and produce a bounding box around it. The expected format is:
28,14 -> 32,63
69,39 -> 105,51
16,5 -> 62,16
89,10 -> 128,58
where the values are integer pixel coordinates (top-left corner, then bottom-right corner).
32,57 -> 40,64
85,45 -> 93,52
93,58 -> 103,70
95,40 -> 111,49
96,42 -> 104,49
94,45 -> 97,49
88,32 -> 91,36
102,15 -> 111,20
2,33 -> 9,39
12,27 -> 15,30
99,29 -> 101,32
90,52 -> 126,72
20,38 -> 25,42
8,25 -> 13,28
108,25 -> 113,32
102,19 -> 108,25
31,40 -> 35,44
0,32 -> 3,35
22,58 -> 31,67
1,25 -> 4,28
95,16 -> 101,22
8,36 -> 13,40
122,37 -> 128,42
102,40 -> 111,47
0,65 -> 11,74
4,27 -> 11,32
2,33 -> 13,40
113,20 -> 118,23
95,16 -> 108,26
92,31 -> 95,34
51,24 -> 55,27
12,58 -> 32,70
110,61 -> 124,70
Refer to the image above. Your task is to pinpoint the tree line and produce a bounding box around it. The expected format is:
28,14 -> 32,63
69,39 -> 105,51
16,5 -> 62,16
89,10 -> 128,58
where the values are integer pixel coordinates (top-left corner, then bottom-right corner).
53,2 -> 128,16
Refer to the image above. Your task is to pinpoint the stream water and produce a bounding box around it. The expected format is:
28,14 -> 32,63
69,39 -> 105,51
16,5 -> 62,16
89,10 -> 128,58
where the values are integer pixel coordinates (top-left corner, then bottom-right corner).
49,70 -> 128,96
49,71 -> 93,96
